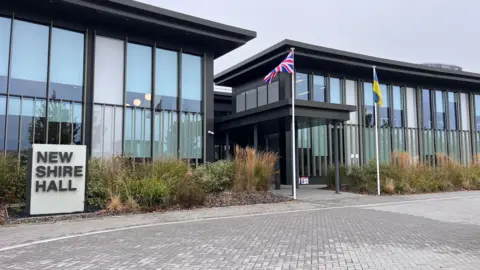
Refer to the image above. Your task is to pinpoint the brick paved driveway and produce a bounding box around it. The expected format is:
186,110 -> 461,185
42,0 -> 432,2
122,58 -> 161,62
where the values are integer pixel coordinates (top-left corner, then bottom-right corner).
1,191 -> 480,269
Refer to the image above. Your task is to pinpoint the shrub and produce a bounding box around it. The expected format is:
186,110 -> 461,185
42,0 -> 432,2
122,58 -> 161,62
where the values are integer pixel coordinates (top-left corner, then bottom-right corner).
122,177 -> 170,209
0,154 -> 26,205
168,171 -> 206,207
192,160 -> 235,193
86,157 -> 129,210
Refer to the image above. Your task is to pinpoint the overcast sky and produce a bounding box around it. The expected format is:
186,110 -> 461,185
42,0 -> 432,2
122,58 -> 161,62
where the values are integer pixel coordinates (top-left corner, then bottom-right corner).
138,0 -> 480,75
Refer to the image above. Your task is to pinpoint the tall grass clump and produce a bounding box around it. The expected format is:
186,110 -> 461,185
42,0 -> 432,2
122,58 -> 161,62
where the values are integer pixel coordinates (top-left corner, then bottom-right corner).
87,156 -> 130,210
234,146 -> 279,192
0,154 -> 27,206
347,152 -> 480,195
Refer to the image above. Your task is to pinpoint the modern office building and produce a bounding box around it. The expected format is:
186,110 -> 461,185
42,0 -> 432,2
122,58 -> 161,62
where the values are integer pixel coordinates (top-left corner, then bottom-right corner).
214,40 -> 480,186
0,0 -> 256,164
3,1 -> 480,188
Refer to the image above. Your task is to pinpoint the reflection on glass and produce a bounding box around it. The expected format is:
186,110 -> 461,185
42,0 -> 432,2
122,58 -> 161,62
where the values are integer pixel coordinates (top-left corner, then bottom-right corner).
47,101 -> 82,144
406,87 -> 417,128
246,89 -> 257,110
153,110 -> 178,158
94,36 -> 124,105
392,86 -> 403,127
126,43 -> 152,108
236,92 -> 245,112
6,97 -> 46,152
436,90 -> 445,129
124,107 -> 152,158
50,28 -> 84,101
364,82 -> 374,126
181,112 -> 202,159
460,93 -> 469,131
448,92 -> 457,130
10,20 -> 49,97
268,81 -> 279,103
257,86 -> 267,107
475,95 -> 480,130
181,53 -> 202,113
378,84 -> 389,127
313,75 -> 325,102
155,48 -> 177,111
345,80 -> 357,124
423,89 -> 432,129
0,17 -> 11,94
330,77 -> 341,104
0,96 -> 6,150
92,105 -> 123,157
295,73 -> 309,100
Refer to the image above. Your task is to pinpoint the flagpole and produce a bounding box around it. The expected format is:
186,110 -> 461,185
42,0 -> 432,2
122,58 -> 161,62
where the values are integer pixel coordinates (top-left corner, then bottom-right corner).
291,47 -> 297,200
373,66 -> 381,196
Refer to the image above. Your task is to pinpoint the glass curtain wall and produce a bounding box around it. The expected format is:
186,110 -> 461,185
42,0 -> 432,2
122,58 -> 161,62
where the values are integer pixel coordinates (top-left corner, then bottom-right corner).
91,37 -> 203,161
1,17 -> 84,158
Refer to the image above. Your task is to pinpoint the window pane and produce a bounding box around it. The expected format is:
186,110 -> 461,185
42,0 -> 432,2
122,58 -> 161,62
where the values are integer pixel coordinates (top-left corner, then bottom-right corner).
155,48 -> 177,111
92,105 -> 123,158
257,86 -> 267,107
236,92 -> 245,112
153,110 -> 178,158
246,89 -> 257,110
0,96 -> 6,150
10,20 -> 49,97
329,77 -> 341,104
436,90 -> 445,129
181,112 -> 202,159
392,86 -> 403,127
364,82 -> 374,126
94,36 -> 124,105
126,43 -> 152,109
313,75 -> 325,102
476,95 -> 480,130
295,73 -> 309,100
181,53 -> 202,113
406,87 -> 417,128
7,97 -> 46,153
448,92 -> 457,130
268,81 -> 279,103
0,18 -> 11,94
50,28 -> 84,101
345,80 -> 357,124
378,84 -> 389,127
460,93 -> 469,131
47,101 -> 82,145
423,89 -> 432,129
124,108 -> 152,158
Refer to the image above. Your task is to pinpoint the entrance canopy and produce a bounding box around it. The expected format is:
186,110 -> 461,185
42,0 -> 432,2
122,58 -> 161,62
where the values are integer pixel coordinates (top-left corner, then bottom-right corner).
216,99 -> 356,132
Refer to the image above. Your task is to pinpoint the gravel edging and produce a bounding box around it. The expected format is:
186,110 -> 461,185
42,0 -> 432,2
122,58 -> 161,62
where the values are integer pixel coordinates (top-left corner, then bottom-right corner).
2,191 -> 292,226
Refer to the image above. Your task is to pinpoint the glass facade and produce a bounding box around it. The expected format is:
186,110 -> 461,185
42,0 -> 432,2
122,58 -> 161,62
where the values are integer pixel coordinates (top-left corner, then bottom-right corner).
10,20 -> 49,98
295,73 -> 309,100
0,17 -> 11,94
0,16 -> 204,162
313,75 -> 325,102
329,77 -> 341,104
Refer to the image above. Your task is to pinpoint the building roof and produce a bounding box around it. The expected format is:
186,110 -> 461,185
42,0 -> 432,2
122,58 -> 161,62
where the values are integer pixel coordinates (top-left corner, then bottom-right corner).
7,0 -> 256,59
214,39 -> 480,87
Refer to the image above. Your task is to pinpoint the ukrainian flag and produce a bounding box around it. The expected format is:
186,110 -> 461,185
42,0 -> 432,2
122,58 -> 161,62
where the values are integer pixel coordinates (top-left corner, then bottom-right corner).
373,67 -> 383,107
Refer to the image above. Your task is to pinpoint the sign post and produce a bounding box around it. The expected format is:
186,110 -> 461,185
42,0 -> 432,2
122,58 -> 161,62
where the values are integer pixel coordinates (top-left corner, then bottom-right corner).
26,144 -> 87,215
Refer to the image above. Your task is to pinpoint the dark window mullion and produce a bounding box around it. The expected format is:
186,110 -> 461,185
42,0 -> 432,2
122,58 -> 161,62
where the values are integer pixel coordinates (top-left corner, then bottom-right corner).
45,21 -> 53,144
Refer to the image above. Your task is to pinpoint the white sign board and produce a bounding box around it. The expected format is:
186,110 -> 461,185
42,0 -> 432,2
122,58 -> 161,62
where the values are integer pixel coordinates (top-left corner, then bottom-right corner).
27,144 -> 86,215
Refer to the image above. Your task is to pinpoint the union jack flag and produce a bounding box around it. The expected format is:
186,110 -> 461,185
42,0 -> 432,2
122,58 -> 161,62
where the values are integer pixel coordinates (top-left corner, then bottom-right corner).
264,50 -> 294,84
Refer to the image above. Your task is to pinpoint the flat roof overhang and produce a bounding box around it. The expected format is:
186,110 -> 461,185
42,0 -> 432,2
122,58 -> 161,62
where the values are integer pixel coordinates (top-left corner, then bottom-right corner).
3,0 -> 256,59
214,39 -> 480,88
216,100 -> 356,133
